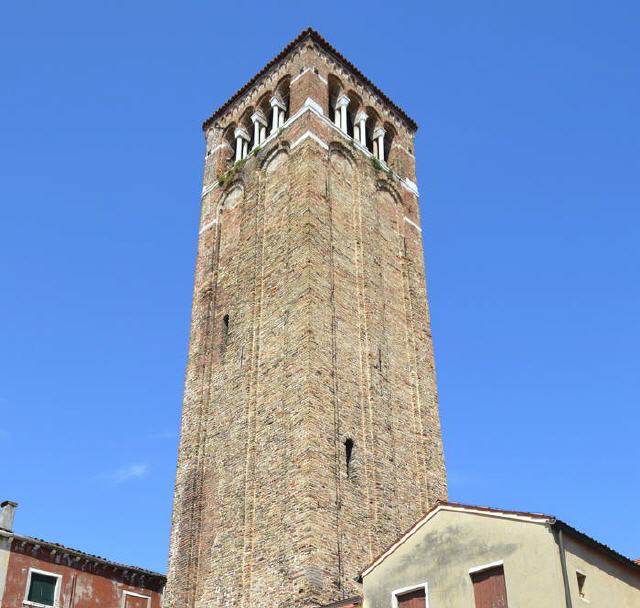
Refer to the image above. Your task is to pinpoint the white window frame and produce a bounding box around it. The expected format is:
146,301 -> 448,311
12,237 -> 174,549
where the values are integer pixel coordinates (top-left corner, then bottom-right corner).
391,582 -> 429,608
468,559 -> 505,576
121,590 -> 152,608
23,567 -> 63,608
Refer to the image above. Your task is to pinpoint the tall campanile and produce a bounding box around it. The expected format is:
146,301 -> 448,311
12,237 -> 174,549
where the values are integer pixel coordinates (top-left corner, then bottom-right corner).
165,29 -> 447,608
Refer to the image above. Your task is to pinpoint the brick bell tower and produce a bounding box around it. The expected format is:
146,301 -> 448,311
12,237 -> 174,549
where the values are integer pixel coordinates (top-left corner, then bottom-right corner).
165,29 -> 447,608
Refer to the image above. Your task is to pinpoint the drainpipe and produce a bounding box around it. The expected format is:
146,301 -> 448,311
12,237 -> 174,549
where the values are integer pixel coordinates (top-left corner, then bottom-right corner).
552,520 -> 573,608
67,573 -> 77,608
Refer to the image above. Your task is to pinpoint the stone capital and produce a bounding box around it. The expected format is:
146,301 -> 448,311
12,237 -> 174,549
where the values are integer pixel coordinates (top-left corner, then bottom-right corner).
234,126 -> 251,141
335,94 -> 350,109
355,111 -> 368,124
270,96 -> 286,110
373,127 -> 386,139
251,111 -> 268,126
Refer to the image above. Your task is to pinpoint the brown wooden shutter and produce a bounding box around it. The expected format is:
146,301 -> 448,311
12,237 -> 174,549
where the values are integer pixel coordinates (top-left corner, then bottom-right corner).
396,587 -> 426,608
471,565 -> 509,608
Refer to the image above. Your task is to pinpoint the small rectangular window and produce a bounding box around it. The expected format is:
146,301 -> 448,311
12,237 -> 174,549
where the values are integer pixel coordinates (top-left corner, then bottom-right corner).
471,565 -> 509,608
27,571 -> 58,606
576,571 -> 587,598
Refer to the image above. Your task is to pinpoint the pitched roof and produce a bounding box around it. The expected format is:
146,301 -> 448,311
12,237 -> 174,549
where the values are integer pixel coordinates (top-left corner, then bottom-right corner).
9,532 -> 165,582
360,501 -> 640,579
202,28 -> 418,132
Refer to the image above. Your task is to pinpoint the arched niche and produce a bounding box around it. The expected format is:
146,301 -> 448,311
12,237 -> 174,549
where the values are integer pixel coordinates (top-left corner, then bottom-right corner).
261,145 -> 289,174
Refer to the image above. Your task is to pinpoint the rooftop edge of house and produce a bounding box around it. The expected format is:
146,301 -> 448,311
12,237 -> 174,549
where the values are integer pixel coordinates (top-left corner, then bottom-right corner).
5,530 -> 166,582
0,500 -> 164,582
359,501 -> 640,580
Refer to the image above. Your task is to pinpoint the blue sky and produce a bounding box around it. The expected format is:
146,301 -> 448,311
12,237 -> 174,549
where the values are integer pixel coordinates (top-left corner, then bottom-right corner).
1,1 -> 638,573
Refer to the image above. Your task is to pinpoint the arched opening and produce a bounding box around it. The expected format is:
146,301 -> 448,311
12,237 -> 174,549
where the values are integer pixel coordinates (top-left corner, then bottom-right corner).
346,91 -> 362,140
383,122 -> 397,165
258,92 -> 273,119
275,76 -> 290,118
240,108 -> 254,149
365,107 -> 380,156
222,123 -> 237,170
327,74 -> 344,126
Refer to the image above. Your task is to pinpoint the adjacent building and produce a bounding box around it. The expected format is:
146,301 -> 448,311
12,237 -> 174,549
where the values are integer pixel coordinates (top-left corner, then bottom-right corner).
359,502 -> 640,608
0,501 -> 165,608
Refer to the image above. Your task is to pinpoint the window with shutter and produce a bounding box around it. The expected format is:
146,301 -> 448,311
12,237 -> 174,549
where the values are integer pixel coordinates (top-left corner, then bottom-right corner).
395,586 -> 426,608
471,565 -> 509,608
27,572 -> 58,606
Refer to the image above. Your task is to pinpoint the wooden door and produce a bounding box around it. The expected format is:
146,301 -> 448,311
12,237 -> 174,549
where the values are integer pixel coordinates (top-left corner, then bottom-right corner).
396,587 -> 426,608
471,565 -> 509,608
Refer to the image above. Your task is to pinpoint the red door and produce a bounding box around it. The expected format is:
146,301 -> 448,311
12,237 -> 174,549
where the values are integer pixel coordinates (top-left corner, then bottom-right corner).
396,587 -> 426,608
471,565 -> 509,608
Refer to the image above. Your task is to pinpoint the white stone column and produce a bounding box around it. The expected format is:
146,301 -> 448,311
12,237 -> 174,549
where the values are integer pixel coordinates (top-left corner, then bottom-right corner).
336,94 -> 350,134
373,127 -> 386,161
251,111 -> 268,149
260,126 -> 267,143
333,101 -> 341,128
356,111 -> 368,147
234,126 -> 250,161
270,96 -> 286,134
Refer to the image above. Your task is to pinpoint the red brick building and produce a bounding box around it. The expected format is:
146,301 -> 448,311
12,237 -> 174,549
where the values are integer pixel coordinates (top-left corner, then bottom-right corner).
0,501 -> 165,608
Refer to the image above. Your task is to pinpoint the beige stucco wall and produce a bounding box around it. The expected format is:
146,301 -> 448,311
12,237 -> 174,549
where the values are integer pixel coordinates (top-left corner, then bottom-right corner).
563,533 -> 640,607
0,531 -> 13,605
362,509 -> 568,608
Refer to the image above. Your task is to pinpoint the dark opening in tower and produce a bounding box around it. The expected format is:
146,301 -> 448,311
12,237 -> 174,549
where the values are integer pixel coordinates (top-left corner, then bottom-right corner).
345,438 -> 354,479
221,314 -> 230,351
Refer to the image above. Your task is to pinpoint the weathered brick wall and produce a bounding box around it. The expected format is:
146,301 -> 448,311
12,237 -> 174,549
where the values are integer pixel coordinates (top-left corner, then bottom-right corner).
165,35 -> 447,608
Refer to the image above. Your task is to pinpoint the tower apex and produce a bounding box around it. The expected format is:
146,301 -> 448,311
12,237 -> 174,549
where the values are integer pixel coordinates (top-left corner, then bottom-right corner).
202,28 -> 418,134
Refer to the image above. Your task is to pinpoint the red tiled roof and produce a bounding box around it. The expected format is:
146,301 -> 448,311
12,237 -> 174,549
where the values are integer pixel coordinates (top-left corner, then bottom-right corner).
202,28 -> 418,132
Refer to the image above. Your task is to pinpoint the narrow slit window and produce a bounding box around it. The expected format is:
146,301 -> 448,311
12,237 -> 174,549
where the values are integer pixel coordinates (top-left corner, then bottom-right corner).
221,314 -> 230,352
345,438 -> 354,479
576,571 -> 587,598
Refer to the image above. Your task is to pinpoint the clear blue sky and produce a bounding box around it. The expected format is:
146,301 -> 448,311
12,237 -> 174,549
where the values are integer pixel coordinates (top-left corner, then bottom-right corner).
1,1 -> 638,573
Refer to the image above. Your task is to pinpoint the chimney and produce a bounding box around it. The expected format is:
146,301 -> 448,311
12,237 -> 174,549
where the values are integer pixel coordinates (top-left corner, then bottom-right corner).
0,501 -> 18,532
